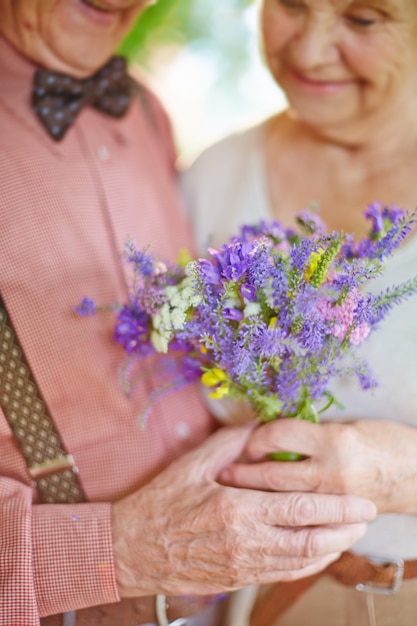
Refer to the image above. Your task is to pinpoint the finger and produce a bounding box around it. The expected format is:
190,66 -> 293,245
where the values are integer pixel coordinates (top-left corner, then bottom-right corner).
268,521 -> 368,559
245,419 -> 327,460
261,552 -> 341,584
174,423 -> 256,482
220,458 -> 318,493
254,551 -> 341,574
249,491 -> 376,526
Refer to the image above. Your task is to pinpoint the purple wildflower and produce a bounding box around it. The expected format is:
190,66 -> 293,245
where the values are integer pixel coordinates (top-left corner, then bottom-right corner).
274,360 -> 302,412
199,259 -> 222,285
239,220 -> 288,242
224,308 -> 244,321
385,204 -> 405,225
254,326 -> 286,358
74,297 -> 96,316
296,209 -> 327,236
299,316 -> 327,351
210,240 -> 252,282
124,242 -> 154,276
364,201 -> 385,237
114,305 -> 151,354
246,239 -> 270,288
181,356 -> 204,382
240,282 -> 256,302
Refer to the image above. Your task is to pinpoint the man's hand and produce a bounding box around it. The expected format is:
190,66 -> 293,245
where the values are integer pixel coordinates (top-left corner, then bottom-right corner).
220,419 -> 417,515
112,424 -> 376,597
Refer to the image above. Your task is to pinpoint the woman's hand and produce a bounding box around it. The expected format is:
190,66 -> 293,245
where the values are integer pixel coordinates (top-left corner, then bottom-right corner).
219,419 -> 417,514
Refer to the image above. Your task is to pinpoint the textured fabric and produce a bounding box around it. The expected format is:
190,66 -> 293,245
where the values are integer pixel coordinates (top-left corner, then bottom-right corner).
0,297 -> 86,504
39,593 -> 226,626
0,35 -> 214,625
33,56 -> 132,141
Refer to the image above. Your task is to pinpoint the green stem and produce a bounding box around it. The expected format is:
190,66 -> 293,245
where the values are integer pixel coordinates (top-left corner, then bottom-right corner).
269,451 -> 306,462
268,395 -> 317,462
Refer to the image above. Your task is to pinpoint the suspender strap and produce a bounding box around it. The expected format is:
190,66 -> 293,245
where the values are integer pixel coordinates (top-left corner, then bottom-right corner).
0,296 -> 86,503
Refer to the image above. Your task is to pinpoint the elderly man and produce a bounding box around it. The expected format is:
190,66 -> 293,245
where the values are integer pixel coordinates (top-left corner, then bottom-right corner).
0,1 -> 376,625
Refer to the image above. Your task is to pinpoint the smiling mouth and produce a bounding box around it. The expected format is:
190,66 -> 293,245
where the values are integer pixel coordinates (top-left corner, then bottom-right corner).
291,68 -> 354,88
82,0 -> 140,12
81,0 -> 117,11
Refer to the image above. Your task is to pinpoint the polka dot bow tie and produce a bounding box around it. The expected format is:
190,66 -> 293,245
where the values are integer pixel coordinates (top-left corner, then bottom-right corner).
32,56 -> 133,142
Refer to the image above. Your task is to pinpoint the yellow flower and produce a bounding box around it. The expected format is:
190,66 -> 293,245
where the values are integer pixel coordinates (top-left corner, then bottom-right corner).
304,249 -> 325,280
269,316 -> 277,328
201,368 -> 227,387
177,248 -> 193,267
209,384 -> 230,399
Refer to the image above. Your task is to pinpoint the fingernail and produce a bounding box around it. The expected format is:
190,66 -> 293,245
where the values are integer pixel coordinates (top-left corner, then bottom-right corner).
361,502 -> 377,521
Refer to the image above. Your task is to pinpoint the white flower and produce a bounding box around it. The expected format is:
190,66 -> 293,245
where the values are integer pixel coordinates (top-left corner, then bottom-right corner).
244,302 -> 262,317
170,307 -> 186,330
150,330 -> 169,353
154,303 -> 171,330
153,311 -> 162,330
224,297 -> 240,309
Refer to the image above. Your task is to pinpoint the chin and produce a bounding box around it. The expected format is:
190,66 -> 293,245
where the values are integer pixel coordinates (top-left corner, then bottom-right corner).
41,0 -> 140,75
289,98 -> 358,132
40,42 -> 115,76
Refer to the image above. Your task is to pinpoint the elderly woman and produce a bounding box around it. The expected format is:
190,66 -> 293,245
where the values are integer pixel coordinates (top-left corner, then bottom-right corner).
182,0 -> 417,624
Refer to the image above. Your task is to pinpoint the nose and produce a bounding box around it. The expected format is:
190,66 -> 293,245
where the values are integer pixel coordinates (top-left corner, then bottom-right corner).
289,15 -> 340,70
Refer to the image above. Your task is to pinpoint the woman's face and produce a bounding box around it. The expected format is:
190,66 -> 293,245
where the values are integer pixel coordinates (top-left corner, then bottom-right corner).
261,0 -> 417,133
0,0 -> 153,77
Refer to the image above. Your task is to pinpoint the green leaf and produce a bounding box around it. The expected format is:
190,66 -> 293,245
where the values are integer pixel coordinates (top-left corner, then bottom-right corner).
254,394 -> 283,422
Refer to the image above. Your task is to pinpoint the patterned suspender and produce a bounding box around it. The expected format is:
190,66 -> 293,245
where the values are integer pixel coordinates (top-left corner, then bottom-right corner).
0,296 -> 86,504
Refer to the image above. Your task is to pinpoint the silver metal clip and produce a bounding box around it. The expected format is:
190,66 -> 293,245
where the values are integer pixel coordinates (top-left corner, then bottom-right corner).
155,594 -> 187,626
356,556 -> 404,595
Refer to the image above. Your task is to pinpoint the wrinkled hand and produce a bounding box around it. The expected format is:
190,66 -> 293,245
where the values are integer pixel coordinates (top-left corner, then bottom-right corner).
112,424 -> 376,597
220,419 -> 417,515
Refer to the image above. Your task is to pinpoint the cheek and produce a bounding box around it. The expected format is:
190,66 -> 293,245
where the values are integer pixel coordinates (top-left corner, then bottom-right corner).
347,38 -> 415,93
352,23 -> 417,86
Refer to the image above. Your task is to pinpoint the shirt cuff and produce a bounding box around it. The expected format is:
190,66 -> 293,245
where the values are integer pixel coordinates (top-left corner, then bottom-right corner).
32,502 -> 120,617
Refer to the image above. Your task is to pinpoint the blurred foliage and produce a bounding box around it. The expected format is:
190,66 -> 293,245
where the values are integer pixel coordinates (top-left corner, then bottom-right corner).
119,0 -> 256,77
118,0 -> 277,155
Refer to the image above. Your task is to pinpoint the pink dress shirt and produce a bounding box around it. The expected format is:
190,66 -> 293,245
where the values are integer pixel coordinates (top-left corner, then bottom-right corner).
0,37 -> 214,624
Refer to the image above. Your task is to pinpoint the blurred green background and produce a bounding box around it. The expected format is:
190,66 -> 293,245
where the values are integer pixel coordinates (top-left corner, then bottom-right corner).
120,0 -> 285,163
120,0 -> 254,68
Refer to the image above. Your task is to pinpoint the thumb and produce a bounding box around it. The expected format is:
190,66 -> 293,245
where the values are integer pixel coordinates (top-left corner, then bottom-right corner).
177,423 -> 256,483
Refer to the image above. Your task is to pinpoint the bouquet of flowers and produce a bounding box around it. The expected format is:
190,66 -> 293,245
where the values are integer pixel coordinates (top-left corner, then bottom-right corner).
77,203 -> 417,439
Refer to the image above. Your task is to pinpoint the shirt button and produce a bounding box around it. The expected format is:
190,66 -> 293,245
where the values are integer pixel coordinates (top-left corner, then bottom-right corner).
175,422 -> 190,439
97,145 -> 110,162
